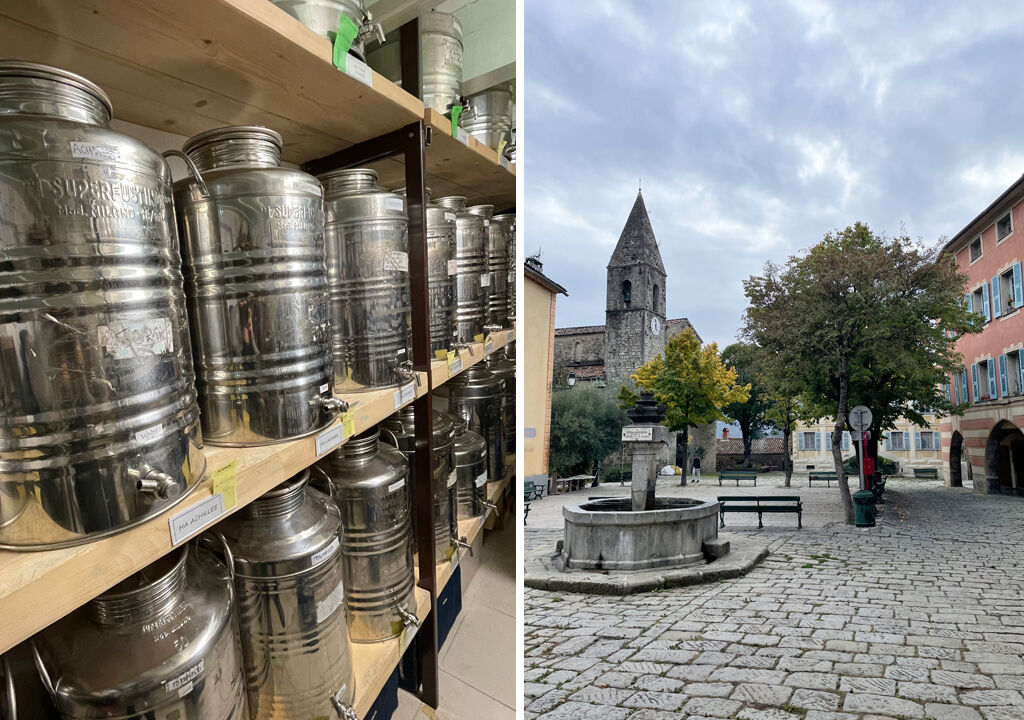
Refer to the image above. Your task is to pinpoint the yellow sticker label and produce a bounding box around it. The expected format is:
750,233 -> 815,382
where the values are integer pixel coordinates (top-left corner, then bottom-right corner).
435,349 -> 448,360
473,333 -> 485,343
212,461 -> 238,509
446,350 -> 456,367
342,410 -> 356,439
497,138 -> 508,157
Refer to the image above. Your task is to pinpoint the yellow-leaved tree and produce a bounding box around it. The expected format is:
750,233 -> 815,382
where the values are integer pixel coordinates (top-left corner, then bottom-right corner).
621,328 -> 749,484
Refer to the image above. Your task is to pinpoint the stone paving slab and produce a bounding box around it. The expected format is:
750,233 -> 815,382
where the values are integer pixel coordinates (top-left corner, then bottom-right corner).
525,480 -> 1024,720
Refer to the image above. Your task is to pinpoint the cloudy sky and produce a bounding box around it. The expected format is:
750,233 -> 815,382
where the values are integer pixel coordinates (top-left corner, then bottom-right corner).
524,0 -> 1024,347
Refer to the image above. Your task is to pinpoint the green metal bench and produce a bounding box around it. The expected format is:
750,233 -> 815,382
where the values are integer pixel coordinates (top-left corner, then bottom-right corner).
808,472 -> 847,487
718,470 -> 758,487
524,479 -> 544,500
718,495 -> 802,529
523,483 -> 531,524
913,468 -> 939,480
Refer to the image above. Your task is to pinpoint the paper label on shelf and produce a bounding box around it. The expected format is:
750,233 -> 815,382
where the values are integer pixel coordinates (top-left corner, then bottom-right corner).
169,494 -> 226,546
345,57 -> 373,86
316,425 -> 345,455
393,387 -> 404,409
316,580 -> 345,624
342,410 -> 356,439
401,382 -> 415,403
484,341 -> 493,354
476,472 -> 488,487
455,127 -> 470,146
211,461 -> 238,509
449,355 -> 463,373
165,660 -> 204,694
386,197 -> 405,212
447,258 -> 459,276
480,273 -> 490,287
499,155 -> 510,170
509,329 -> 515,341
445,212 -> 456,222
135,423 -> 163,445
98,317 -> 173,359
388,478 -> 405,493
70,141 -> 120,161
448,470 -> 457,488
384,250 -> 409,273
292,178 -> 322,196
311,537 -> 341,568
319,382 -> 330,394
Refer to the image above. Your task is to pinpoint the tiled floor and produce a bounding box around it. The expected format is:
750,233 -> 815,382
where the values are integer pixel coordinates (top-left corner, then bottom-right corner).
394,516 -> 516,719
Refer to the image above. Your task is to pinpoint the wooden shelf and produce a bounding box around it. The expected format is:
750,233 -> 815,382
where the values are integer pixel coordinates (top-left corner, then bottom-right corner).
430,327 -> 515,389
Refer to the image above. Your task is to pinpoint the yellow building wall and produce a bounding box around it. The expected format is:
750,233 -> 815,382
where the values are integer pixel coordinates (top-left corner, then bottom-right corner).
524,277 -> 556,477
792,414 -> 944,471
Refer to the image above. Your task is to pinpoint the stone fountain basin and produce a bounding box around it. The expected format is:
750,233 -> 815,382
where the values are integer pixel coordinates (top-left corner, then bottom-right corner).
561,497 -> 720,571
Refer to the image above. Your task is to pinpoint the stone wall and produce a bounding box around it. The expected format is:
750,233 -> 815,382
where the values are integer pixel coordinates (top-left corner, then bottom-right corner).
553,330 -> 604,368
716,453 -> 786,471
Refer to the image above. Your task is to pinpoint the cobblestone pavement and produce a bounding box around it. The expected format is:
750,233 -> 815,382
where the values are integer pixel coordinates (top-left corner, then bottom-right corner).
524,480 -> 1024,720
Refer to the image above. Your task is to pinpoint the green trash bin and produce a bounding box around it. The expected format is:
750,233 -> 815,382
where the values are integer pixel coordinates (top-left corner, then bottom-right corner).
853,489 -> 876,527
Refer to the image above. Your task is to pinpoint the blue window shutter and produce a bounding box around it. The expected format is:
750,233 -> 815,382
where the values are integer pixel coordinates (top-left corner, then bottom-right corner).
971,363 -> 979,400
988,358 -> 998,398
1000,354 -> 1009,397
992,277 -> 1002,318
1015,262 -> 1023,307
1019,350 -> 1024,395
982,283 -> 991,321
885,433 -> 892,451
798,432 -> 804,451
933,431 -> 940,449
815,432 -> 821,451
825,431 -> 832,450
843,432 -> 850,450
963,368 -> 970,402
914,431 -> 922,450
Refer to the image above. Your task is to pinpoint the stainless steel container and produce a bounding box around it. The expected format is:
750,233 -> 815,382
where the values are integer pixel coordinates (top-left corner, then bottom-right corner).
469,205 -> 511,329
174,126 -> 339,446
381,407 -> 455,563
452,414 -> 487,519
460,86 -> 514,153
33,546 -> 248,719
218,470 -> 355,719
321,169 -> 412,391
420,12 -> 464,114
436,196 -> 486,343
0,62 -> 205,549
494,213 -> 516,321
270,0 -> 382,61
427,199 -> 458,355
486,348 -> 516,465
316,427 -> 419,642
436,364 -> 505,483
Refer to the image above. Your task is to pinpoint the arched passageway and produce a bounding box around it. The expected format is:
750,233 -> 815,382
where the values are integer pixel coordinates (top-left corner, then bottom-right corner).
984,421 -> 1024,495
949,431 -> 963,487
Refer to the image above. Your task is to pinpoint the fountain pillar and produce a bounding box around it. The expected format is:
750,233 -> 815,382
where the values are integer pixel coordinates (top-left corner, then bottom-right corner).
623,391 -> 669,511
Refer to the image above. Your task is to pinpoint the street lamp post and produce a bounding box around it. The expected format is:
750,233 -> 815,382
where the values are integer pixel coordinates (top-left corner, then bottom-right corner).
567,371 -> 576,388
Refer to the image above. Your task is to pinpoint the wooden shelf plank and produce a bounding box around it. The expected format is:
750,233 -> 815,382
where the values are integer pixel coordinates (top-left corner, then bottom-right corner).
430,327 -> 514,389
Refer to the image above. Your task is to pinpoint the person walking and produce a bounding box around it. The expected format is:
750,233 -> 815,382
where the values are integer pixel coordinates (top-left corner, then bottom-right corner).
691,455 -> 701,482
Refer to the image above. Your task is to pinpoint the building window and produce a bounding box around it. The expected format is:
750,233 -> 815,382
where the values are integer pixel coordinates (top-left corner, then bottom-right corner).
972,285 -> 990,322
573,341 -> 582,362
890,432 -> 906,451
622,279 -> 632,306
997,211 -> 1013,242
920,431 -> 937,450
969,236 -> 983,262
652,283 -> 659,310
803,431 -> 817,450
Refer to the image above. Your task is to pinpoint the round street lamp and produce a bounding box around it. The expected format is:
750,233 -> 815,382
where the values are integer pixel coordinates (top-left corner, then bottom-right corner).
567,371 -> 576,388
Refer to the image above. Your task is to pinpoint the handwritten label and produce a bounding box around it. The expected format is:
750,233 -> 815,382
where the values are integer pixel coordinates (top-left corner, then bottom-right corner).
454,127 -> 469,145
316,580 -> 345,624
449,355 -> 463,374
480,273 -> 490,287
165,660 -> 204,694
384,250 -> 409,272
70,141 -> 120,161
388,479 -> 406,493
169,494 -> 226,545
342,410 -> 356,439
344,56 -> 373,86
135,423 -> 163,445
622,426 -> 654,442
401,382 -> 415,403
445,212 -> 456,223
448,470 -> 457,488
476,472 -> 488,487
98,317 -> 173,359
386,197 -> 405,212
447,258 -> 458,276
311,537 -> 341,568
316,425 -> 345,455
474,333 -> 485,343
393,387 -> 404,409
319,382 -> 330,394
211,461 -> 238,509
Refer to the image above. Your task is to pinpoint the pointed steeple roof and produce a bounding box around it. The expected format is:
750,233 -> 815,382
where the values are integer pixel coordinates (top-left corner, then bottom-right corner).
608,190 -> 665,273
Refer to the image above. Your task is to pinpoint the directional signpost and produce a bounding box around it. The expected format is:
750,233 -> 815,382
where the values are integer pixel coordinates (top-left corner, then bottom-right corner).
848,405 -> 876,528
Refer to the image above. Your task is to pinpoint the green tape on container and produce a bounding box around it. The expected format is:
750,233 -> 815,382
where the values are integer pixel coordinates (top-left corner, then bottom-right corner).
450,105 -> 463,137
332,15 -> 360,72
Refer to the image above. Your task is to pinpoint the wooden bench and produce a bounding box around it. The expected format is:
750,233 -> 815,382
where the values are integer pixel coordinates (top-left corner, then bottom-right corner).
913,468 -> 939,480
808,472 -> 848,487
719,470 -> 758,487
718,495 -> 803,529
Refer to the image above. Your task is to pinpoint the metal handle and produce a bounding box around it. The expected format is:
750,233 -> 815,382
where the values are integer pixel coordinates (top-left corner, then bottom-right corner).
396,604 -> 421,628
330,686 -> 359,720
129,465 -> 181,500
451,534 -> 473,558
197,532 -> 235,583
308,463 -> 337,500
30,642 -> 55,701
319,395 -> 349,415
379,425 -> 401,449
162,149 -> 209,197
1,655 -> 16,720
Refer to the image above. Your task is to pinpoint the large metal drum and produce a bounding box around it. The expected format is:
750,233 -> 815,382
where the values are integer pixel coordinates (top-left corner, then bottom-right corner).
321,169 -> 411,391
218,470 -> 355,719
486,348 -> 516,465
460,86 -> 514,153
437,364 -> 505,482
420,12 -> 464,114
33,546 -> 248,719
316,427 -> 419,642
494,213 -> 516,321
0,62 -> 205,549
174,126 -> 338,446
427,199 -> 458,355
270,0 -> 381,61
381,407 -> 455,563
469,204 -> 511,329
452,414 -> 487,519
436,196 -> 486,343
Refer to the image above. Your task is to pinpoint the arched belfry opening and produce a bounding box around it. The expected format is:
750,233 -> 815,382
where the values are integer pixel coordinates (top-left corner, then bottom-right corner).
622,279 -> 632,306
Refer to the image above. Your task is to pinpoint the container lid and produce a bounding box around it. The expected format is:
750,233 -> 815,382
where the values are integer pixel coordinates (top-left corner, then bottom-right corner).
0,60 -> 112,116
182,125 -> 283,155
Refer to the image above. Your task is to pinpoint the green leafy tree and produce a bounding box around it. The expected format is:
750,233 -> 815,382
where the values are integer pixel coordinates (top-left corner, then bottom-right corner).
631,329 -> 749,484
549,385 -> 627,478
743,222 -> 980,521
721,342 -> 772,467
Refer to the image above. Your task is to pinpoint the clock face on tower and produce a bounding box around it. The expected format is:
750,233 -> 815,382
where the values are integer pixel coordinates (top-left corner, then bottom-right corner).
650,317 -> 662,335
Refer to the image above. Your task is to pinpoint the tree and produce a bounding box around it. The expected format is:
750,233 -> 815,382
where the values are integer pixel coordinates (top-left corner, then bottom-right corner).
721,342 -> 772,467
549,385 -> 627,478
630,329 -> 749,483
763,391 -> 810,487
743,223 -> 980,521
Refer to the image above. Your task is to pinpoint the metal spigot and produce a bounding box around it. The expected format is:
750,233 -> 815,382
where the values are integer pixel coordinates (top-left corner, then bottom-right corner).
483,324 -> 502,335
451,534 -> 473,557
359,10 -> 386,46
130,465 -> 181,500
482,499 -> 498,512
455,341 -> 475,357
397,604 -> 421,628
330,687 -> 358,720
319,395 -> 349,414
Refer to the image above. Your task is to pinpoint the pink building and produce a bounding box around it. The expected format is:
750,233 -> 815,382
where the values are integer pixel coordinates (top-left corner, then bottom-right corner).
940,175 -> 1024,494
